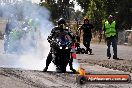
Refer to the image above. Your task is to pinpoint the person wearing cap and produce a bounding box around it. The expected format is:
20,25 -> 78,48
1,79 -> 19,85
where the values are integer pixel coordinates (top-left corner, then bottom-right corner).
78,18 -> 94,54
103,15 -> 119,60
43,18 -> 76,72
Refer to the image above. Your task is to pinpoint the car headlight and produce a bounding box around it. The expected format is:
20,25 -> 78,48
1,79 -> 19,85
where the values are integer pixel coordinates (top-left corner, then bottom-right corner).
60,47 -> 62,49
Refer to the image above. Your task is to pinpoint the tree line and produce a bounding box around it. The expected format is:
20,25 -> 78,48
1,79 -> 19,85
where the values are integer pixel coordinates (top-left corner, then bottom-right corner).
40,0 -> 132,30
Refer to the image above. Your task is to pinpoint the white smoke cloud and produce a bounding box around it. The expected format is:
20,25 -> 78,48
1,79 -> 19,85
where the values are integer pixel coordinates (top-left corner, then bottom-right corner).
0,0 -> 80,72
0,0 -> 55,71
32,0 -> 40,3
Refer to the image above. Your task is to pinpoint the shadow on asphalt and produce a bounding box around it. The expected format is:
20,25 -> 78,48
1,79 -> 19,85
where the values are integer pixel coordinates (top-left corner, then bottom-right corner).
115,59 -> 124,60
40,71 -> 78,74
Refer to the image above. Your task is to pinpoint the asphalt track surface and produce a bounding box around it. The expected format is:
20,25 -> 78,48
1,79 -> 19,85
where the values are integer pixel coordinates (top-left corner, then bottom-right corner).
0,41 -> 132,88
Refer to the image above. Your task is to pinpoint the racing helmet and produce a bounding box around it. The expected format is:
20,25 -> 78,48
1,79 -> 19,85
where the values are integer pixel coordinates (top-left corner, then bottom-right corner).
58,18 -> 66,25
57,18 -> 66,29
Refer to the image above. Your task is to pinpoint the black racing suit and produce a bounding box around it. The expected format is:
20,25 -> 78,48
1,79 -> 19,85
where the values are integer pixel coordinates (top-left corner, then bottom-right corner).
80,24 -> 94,54
44,26 -> 76,72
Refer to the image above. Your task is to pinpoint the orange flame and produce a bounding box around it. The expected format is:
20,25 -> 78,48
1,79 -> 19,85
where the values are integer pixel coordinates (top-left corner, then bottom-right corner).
78,65 -> 86,76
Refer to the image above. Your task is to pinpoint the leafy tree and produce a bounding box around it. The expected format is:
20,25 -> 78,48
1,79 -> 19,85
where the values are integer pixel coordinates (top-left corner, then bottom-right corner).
76,0 -> 90,14
85,0 -> 107,31
40,0 -> 59,21
40,0 -> 132,30
102,0 -> 132,30
40,0 -> 74,21
117,0 -> 132,30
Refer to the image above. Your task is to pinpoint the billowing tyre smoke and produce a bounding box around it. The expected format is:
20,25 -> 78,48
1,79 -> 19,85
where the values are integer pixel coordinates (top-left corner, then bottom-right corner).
0,0 -> 54,70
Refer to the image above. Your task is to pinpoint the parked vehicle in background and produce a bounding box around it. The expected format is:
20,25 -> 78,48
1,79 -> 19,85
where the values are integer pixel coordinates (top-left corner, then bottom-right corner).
124,30 -> 132,45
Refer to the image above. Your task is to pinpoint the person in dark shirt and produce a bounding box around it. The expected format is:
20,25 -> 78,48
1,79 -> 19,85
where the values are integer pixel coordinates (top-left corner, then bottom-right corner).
78,18 -> 94,54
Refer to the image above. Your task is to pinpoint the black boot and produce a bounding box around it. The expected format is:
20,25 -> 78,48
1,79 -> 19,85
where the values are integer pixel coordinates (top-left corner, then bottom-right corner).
108,57 -> 111,59
107,53 -> 111,59
43,67 -> 48,72
85,49 -> 88,54
89,49 -> 92,55
43,52 -> 53,72
113,55 -> 119,60
70,68 -> 76,73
